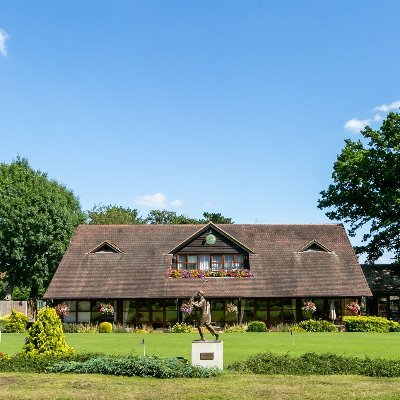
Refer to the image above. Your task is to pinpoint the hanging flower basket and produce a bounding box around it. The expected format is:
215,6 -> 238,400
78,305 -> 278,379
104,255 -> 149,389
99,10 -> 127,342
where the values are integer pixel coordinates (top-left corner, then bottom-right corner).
301,301 -> 317,313
346,301 -> 361,315
225,303 -> 238,314
180,303 -> 193,315
54,303 -> 69,317
98,303 -> 114,315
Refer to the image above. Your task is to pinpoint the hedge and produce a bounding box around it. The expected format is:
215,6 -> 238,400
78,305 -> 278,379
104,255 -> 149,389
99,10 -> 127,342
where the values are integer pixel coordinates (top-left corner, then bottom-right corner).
343,316 -> 400,332
298,319 -> 336,332
0,353 -> 219,378
49,355 -> 220,378
227,352 -> 400,377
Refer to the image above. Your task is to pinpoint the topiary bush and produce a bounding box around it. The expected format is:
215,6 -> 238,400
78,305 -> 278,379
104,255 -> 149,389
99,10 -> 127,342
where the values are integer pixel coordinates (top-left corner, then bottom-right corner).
98,322 -> 113,333
298,319 -> 336,332
170,322 -> 192,333
23,307 -> 74,356
2,310 -> 28,333
247,321 -> 267,332
343,316 -> 400,332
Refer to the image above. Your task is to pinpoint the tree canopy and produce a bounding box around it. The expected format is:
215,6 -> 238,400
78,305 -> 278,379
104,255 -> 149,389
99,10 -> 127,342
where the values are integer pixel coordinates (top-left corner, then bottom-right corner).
85,206 -> 234,225
87,205 -> 144,224
201,212 -> 234,224
0,158 -> 85,297
146,210 -> 233,224
318,111 -> 400,263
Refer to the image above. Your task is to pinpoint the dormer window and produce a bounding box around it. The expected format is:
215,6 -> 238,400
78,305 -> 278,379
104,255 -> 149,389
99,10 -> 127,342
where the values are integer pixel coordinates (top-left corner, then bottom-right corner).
90,241 -> 124,254
298,240 -> 331,253
176,254 -> 246,271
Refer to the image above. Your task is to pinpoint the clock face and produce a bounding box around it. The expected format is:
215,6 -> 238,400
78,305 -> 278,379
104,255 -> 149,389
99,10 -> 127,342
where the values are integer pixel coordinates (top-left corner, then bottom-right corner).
206,234 -> 216,245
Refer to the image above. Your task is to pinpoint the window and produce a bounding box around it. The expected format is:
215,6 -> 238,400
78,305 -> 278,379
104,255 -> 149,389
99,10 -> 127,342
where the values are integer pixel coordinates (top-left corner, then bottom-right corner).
177,255 -> 198,270
187,255 -> 198,270
90,241 -> 124,254
234,254 -> 244,269
177,255 -> 187,269
176,254 -> 246,270
225,255 -> 234,270
211,255 -> 223,271
299,240 -> 330,253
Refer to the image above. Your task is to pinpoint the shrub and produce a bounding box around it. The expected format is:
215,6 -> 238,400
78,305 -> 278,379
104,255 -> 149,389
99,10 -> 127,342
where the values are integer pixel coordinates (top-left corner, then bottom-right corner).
298,319 -> 336,332
343,316 -> 400,332
2,310 -> 28,333
224,324 -> 247,333
77,323 -> 99,333
48,355 -> 221,378
247,321 -> 267,332
170,322 -> 192,333
0,316 -> 6,331
135,324 -> 154,334
62,323 -> 99,333
113,324 -> 135,333
290,325 -> 305,333
268,323 -> 295,332
23,307 -> 74,356
227,351 -> 400,377
98,322 -> 113,333
0,352 -> 103,373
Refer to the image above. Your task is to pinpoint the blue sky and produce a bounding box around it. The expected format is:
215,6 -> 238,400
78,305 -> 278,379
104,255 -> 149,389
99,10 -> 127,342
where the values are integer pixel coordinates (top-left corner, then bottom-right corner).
0,1 -> 399,260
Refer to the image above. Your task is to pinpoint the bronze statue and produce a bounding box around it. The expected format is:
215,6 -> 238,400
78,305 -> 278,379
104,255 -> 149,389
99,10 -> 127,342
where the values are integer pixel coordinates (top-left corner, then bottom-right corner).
190,290 -> 219,341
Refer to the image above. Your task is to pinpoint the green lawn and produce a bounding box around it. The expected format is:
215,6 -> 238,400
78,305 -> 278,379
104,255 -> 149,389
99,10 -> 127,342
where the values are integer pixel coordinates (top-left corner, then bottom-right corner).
2,332 -> 400,365
2,333 -> 400,399
1,372 -> 400,400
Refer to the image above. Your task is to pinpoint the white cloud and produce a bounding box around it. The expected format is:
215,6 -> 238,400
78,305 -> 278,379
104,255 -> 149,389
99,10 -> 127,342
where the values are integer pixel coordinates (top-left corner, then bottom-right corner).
372,114 -> 383,122
136,193 -> 183,209
136,193 -> 168,209
344,118 -> 370,133
0,29 -> 9,57
170,199 -> 183,208
344,101 -> 399,134
373,101 -> 400,113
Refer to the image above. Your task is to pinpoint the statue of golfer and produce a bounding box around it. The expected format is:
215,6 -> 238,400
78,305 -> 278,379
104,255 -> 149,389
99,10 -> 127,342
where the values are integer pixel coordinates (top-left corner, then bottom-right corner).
190,290 -> 219,341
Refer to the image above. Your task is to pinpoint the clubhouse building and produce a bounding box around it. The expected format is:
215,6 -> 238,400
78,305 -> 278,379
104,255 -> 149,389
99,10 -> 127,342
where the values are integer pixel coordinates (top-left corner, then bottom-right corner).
44,222 -> 374,327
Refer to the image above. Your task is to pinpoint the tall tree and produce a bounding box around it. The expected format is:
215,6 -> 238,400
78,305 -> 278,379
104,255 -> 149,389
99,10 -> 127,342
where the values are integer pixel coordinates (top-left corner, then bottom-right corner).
0,157 -> 85,298
146,210 -> 233,224
87,205 -> 144,224
318,111 -> 400,263
200,212 -> 234,224
146,210 -> 198,224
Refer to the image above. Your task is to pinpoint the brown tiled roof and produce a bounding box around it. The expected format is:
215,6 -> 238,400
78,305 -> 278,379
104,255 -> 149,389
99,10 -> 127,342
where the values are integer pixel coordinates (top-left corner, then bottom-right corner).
43,224 -> 372,299
361,264 -> 400,294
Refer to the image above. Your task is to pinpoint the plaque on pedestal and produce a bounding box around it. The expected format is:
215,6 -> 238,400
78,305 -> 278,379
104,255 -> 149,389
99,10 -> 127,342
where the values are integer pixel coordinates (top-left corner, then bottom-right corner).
191,340 -> 223,369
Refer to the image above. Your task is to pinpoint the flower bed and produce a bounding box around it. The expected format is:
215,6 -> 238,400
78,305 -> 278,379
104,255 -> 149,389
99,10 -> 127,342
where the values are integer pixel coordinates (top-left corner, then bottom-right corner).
166,268 -> 253,278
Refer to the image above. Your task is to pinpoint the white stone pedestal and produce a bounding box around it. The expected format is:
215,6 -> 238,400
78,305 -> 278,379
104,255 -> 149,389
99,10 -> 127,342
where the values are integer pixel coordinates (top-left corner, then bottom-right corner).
191,340 -> 223,370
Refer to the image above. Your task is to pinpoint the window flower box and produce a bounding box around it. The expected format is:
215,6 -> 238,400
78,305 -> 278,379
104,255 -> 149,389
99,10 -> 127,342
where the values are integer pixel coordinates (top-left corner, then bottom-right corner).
165,268 -> 253,278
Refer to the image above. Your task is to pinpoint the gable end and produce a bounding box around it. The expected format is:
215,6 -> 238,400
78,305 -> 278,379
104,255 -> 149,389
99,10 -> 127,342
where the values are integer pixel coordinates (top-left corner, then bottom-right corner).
167,222 -> 255,255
